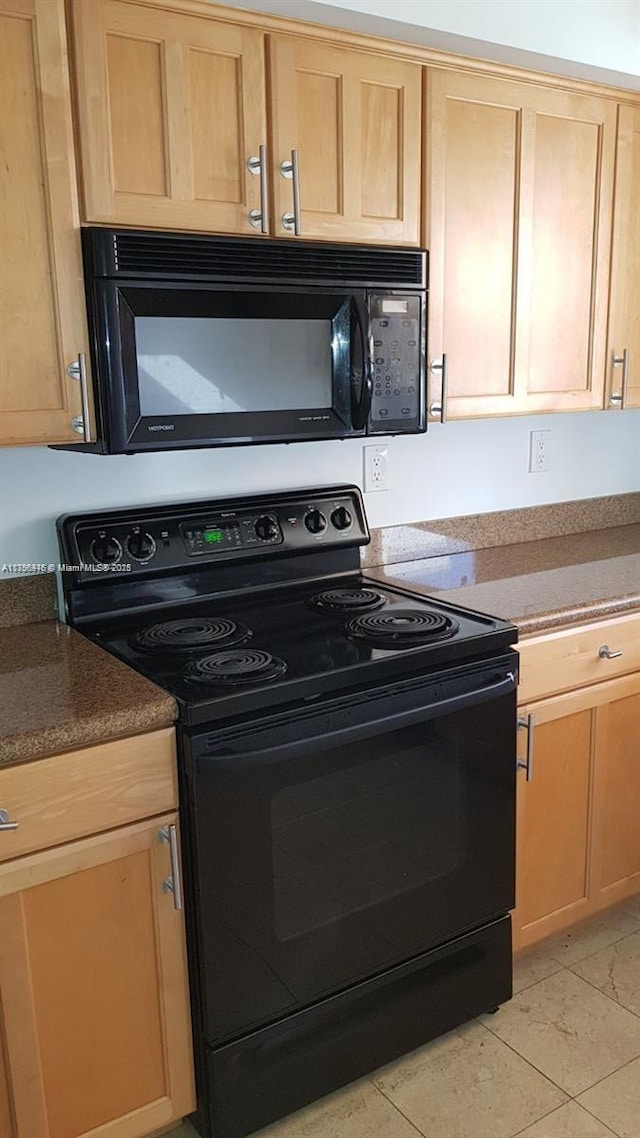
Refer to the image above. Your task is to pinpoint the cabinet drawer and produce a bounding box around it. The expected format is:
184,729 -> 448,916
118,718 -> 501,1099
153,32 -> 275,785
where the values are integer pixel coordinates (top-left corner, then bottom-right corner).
518,613 -> 640,704
0,728 -> 176,861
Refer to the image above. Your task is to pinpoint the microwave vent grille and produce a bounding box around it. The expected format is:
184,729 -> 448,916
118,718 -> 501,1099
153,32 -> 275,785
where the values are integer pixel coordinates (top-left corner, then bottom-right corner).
110,232 -> 426,288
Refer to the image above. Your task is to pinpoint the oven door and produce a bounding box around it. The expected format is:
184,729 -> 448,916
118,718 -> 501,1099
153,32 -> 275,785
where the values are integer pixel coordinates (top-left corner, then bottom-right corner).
91,281 -> 371,451
185,654 -> 517,1045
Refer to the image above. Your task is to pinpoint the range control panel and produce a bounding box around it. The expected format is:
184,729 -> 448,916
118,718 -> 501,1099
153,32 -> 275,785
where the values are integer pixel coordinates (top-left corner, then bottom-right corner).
368,294 -> 423,432
60,488 -> 369,582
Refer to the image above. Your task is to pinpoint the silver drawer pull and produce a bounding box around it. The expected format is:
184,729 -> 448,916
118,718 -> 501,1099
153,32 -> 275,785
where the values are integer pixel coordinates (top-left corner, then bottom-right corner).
598,644 -> 622,660
516,714 -> 535,781
280,149 -> 301,235
610,348 -> 630,409
0,808 -> 19,832
67,353 -> 91,442
158,824 -> 183,910
247,144 -> 269,233
429,355 -> 448,422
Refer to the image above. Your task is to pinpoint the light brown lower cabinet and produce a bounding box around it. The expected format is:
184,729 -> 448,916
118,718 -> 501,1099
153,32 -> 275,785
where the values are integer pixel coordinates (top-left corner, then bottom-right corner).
513,669 -> 640,951
0,813 -> 194,1138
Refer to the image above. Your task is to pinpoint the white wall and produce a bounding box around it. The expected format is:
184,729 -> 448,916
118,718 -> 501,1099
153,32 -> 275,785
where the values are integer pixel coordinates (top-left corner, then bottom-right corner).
220,0 -> 640,87
1,411 -> 638,572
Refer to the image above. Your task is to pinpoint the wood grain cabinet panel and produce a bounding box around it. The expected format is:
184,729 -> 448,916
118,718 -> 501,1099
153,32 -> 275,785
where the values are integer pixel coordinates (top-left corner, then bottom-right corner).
592,689 -> 640,902
0,816 -> 194,1138
426,69 -> 615,418
0,0 -> 92,446
517,612 -> 640,705
514,706 -> 593,949
606,104 -> 640,410
514,669 -> 640,952
70,0 -> 268,234
0,728 -> 177,864
269,36 -> 421,244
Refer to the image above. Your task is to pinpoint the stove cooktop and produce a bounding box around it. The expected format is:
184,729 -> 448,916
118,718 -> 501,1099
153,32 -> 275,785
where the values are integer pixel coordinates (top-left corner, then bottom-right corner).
57,486 -> 517,725
85,575 -> 514,725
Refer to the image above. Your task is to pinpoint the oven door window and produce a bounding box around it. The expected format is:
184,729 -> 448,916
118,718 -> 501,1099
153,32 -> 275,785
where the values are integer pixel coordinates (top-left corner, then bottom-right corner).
100,284 -> 358,448
192,668 -> 516,1044
271,728 -> 463,941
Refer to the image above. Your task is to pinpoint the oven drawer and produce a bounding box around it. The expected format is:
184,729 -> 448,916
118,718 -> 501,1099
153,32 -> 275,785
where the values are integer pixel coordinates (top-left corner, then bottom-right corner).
0,728 -> 176,861
518,612 -> 640,704
207,915 -> 512,1138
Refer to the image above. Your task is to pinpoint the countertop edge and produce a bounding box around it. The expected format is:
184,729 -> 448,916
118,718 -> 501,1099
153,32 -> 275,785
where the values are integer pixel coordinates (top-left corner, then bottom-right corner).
0,700 -> 178,768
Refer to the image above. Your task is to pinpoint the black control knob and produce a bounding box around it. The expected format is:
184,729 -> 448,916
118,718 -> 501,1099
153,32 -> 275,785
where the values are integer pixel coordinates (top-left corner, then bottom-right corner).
304,509 -> 327,535
254,515 -> 278,542
90,530 -> 122,565
126,527 -> 156,562
331,506 -> 352,532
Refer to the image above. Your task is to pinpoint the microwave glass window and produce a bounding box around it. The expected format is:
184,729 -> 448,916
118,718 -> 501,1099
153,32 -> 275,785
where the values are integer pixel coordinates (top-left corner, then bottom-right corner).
135,317 -> 333,416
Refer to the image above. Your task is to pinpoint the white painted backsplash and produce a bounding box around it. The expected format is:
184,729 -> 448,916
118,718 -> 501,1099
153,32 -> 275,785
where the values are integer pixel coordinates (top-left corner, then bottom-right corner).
1,410 -> 639,574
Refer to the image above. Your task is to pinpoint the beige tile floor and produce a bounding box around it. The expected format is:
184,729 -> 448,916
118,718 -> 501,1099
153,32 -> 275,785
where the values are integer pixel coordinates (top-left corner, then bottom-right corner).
168,898 -> 640,1138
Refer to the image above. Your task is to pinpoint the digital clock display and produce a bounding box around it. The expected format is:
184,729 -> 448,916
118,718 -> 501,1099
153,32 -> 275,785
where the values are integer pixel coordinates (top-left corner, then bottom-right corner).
204,529 -> 224,544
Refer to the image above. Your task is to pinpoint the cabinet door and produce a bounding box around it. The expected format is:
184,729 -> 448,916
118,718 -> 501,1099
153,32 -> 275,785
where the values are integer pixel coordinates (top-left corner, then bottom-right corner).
606,104 -> 640,410
71,0 -> 267,234
426,70 -> 615,418
269,36 -> 421,244
0,815 -> 194,1138
513,701 -> 594,951
0,0 -> 92,446
592,684 -> 640,905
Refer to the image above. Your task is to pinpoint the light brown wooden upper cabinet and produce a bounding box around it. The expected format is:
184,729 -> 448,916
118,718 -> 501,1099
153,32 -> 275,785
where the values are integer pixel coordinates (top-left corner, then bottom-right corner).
71,3 -> 423,246
0,0 -> 93,446
268,37 -> 422,244
70,0 -> 269,234
426,69 -> 616,419
606,104 -> 640,410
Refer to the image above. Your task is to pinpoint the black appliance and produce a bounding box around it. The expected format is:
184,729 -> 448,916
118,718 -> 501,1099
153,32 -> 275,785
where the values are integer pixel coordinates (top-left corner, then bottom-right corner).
57,486 -> 518,1138
70,230 -> 427,453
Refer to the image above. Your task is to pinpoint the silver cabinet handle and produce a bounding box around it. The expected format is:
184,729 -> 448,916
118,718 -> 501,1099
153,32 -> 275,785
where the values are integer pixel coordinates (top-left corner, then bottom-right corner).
610,348 -> 630,409
247,144 -> 269,233
0,808 -> 19,832
599,644 -> 622,660
517,713 -> 535,782
280,149 -> 301,235
159,823 -> 183,910
429,355 -> 448,422
67,352 -> 91,442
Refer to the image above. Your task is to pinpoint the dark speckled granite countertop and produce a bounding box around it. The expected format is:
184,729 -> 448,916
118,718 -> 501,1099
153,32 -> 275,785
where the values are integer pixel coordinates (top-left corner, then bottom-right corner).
0,621 -> 176,767
368,524 -> 640,635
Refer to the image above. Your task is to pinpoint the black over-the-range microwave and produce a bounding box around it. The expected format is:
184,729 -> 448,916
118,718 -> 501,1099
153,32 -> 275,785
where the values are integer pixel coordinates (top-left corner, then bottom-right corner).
62,229 -> 428,454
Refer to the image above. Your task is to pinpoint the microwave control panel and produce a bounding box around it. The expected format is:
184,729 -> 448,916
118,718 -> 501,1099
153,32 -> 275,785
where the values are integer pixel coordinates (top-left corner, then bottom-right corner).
368,294 -> 423,433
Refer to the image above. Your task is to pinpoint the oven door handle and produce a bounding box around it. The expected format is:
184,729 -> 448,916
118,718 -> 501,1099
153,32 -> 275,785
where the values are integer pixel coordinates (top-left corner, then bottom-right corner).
204,671 -> 517,764
350,296 -> 373,431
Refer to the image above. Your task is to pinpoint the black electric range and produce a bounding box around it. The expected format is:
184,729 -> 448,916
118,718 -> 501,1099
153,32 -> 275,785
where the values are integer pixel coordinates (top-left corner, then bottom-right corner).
58,485 -> 518,1138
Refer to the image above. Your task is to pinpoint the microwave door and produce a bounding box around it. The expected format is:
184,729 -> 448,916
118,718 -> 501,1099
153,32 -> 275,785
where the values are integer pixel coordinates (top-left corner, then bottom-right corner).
92,282 -> 363,452
350,294 -> 373,431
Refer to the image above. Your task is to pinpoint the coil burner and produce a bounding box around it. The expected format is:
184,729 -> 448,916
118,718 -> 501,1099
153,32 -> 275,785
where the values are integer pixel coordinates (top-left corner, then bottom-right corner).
185,649 -> 287,687
131,618 -> 251,653
308,588 -> 386,613
346,609 -> 459,649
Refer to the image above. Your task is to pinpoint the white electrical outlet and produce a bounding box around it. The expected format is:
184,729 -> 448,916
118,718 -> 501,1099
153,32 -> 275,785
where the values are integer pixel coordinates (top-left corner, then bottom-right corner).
364,445 -> 389,492
529,429 -> 551,473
